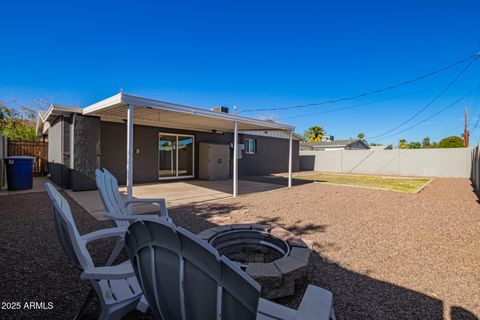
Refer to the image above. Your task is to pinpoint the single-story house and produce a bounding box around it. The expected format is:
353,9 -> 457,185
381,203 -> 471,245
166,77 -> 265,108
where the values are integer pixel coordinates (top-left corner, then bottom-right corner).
300,139 -> 370,151
369,144 -> 393,150
36,93 -> 300,198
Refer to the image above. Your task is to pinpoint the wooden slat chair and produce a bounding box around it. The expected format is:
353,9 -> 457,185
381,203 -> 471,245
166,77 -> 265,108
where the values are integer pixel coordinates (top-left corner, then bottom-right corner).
95,168 -> 172,227
124,220 -> 336,320
44,182 -> 146,320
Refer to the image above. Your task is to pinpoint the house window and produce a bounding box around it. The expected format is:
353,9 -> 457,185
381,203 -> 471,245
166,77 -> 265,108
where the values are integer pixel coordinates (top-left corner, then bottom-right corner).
245,138 -> 256,155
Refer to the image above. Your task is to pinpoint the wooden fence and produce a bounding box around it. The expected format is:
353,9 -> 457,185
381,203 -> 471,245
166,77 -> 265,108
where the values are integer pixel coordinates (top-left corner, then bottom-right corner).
7,141 -> 48,176
0,135 -> 6,188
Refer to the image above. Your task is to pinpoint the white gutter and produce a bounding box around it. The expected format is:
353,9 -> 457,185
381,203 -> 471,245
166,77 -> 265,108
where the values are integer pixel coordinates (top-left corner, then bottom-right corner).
36,104 -> 83,136
81,93 -> 123,115
42,104 -> 83,123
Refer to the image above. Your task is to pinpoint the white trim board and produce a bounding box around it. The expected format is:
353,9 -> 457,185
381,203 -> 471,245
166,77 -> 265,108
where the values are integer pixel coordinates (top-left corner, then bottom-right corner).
82,93 -> 294,132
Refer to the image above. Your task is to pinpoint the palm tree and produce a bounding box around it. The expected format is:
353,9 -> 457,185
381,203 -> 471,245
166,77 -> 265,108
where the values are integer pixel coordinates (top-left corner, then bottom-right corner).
422,136 -> 431,148
304,126 -> 325,142
398,139 -> 407,149
357,133 -> 365,140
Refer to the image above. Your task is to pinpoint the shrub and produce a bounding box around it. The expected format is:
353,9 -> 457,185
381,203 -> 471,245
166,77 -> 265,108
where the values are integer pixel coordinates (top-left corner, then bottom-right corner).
438,136 -> 464,148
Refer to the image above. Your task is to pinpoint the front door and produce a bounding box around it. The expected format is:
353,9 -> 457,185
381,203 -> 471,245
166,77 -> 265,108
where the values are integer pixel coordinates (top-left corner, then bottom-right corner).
158,133 -> 194,180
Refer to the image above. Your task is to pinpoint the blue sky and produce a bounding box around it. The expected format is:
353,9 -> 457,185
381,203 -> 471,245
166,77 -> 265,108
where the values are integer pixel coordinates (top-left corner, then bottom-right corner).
1,0 -> 480,146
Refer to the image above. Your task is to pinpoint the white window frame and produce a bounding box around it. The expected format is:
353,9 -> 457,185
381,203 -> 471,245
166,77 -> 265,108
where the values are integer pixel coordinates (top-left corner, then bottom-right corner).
245,138 -> 257,155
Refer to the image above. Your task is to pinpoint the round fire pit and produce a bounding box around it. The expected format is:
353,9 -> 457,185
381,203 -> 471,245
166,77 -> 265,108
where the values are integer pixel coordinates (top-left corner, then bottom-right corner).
198,224 -> 312,299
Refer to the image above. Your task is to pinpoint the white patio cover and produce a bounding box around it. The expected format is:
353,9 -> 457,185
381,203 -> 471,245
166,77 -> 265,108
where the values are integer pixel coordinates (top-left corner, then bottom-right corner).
81,93 -> 294,203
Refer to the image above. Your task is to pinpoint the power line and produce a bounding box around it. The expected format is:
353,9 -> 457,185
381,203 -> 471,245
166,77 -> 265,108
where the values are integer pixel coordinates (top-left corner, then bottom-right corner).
377,87 -> 479,141
239,53 -> 479,113
431,124 -> 464,141
471,108 -> 480,133
468,90 -> 480,133
374,85 -> 480,141
367,56 -> 478,140
278,74 -> 480,121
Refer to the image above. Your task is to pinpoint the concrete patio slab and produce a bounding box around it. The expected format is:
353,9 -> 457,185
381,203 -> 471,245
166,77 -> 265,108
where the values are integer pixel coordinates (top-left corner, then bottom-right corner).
66,179 -> 282,221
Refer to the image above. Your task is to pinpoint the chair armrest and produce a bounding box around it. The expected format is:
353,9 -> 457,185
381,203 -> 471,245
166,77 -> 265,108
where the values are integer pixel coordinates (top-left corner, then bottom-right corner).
295,285 -> 334,320
81,262 -> 135,280
136,296 -> 150,313
258,298 -> 297,319
124,198 -> 166,205
124,198 -> 169,217
105,214 -> 168,223
81,227 -> 127,243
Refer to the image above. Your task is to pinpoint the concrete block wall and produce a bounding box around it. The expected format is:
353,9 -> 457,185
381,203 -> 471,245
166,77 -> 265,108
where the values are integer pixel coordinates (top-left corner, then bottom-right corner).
300,147 -> 473,178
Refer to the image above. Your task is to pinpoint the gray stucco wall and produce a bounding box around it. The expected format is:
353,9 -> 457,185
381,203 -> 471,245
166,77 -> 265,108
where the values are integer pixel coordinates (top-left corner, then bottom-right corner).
100,121 -> 299,185
100,122 -> 233,185
47,118 -> 300,190
300,148 -> 473,178
100,121 -> 126,184
239,134 -> 300,176
100,122 -> 161,185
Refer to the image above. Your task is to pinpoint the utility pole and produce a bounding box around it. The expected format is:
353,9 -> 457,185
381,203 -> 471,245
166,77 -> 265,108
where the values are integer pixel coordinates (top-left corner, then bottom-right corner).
464,107 -> 469,147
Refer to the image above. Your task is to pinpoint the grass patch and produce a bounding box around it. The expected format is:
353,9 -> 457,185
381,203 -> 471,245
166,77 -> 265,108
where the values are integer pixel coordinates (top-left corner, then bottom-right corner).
296,172 -> 431,192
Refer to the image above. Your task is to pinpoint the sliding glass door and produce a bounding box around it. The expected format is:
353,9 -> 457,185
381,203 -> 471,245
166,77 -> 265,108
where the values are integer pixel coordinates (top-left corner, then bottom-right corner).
178,136 -> 194,176
159,135 -> 177,178
159,133 -> 194,180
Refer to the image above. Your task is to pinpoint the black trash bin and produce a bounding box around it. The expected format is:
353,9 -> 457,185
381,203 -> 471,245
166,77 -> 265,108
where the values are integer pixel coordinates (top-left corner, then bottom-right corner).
4,156 -> 36,191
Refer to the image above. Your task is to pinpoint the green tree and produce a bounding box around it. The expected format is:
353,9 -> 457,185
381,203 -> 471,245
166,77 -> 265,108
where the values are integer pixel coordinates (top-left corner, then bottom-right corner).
398,139 -> 407,149
408,141 -> 421,149
422,137 -> 431,148
357,133 -> 365,140
304,126 -> 325,142
438,136 -> 464,148
0,103 -> 37,141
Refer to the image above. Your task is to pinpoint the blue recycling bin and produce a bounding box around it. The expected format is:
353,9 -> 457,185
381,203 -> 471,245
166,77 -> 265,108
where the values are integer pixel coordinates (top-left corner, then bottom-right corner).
4,156 -> 36,191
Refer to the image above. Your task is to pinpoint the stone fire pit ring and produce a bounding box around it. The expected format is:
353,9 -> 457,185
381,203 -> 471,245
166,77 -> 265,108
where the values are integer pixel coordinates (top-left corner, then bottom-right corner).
198,224 -> 312,299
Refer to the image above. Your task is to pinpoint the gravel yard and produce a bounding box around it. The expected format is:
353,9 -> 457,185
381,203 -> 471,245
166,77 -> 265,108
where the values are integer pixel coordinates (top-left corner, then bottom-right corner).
0,178 -> 479,319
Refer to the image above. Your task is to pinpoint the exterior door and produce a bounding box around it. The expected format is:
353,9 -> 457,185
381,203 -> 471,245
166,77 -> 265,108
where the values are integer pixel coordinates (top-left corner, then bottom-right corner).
159,133 -> 194,180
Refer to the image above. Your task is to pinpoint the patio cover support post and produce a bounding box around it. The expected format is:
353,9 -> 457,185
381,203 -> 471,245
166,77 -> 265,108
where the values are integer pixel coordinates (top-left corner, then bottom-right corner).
126,103 -> 134,214
288,130 -> 293,188
233,120 -> 238,197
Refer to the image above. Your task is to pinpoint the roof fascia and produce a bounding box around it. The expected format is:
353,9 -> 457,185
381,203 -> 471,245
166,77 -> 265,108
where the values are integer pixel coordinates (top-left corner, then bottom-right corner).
83,93 -> 293,131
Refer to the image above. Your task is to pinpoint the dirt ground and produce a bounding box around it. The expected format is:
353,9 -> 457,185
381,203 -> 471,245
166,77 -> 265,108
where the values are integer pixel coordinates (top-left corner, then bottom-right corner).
0,178 -> 479,319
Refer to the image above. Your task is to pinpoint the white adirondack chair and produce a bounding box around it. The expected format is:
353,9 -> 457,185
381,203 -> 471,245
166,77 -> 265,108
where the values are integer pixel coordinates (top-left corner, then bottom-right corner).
95,168 -> 172,227
124,220 -> 336,320
44,182 -> 146,320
